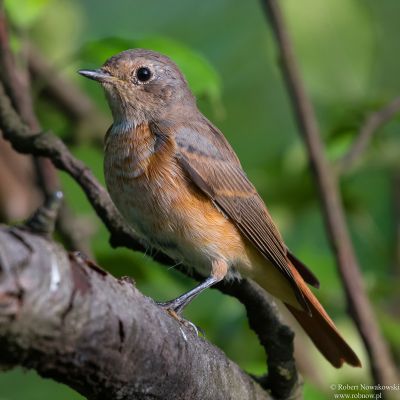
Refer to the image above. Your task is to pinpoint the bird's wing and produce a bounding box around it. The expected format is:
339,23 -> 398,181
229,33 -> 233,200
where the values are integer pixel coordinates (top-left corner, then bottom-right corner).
152,118 -> 313,310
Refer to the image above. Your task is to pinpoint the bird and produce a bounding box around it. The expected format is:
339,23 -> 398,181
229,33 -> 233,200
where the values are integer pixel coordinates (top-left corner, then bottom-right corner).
79,49 -> 361,368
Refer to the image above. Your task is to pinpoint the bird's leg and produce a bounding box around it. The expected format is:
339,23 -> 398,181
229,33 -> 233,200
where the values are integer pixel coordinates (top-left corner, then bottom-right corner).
157,259 -> 228,316
158,275 -> 219,315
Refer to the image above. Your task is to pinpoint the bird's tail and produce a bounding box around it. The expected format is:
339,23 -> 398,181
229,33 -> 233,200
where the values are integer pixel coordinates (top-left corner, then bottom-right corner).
285,262 -> 361,368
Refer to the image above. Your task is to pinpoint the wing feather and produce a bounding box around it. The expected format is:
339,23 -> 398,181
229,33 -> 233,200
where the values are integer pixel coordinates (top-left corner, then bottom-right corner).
152,118 -> 311,310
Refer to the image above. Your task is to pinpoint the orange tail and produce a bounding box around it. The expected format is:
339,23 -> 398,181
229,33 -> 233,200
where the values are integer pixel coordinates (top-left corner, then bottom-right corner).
286,264 -> 361,368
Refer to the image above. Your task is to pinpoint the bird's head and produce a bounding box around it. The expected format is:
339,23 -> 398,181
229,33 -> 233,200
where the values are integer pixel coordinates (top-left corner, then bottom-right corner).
79,49 -> 195,128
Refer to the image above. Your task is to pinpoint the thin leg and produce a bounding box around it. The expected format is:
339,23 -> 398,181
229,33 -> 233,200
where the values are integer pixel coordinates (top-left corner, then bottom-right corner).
158,259 -> 229,315
158,275 -> 219,314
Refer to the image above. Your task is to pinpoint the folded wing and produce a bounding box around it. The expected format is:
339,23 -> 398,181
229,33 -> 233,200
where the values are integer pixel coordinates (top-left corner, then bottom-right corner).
153,117 -> 311,310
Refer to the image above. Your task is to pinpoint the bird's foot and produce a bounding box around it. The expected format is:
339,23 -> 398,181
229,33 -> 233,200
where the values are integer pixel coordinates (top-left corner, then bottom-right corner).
156,301 -> 204,337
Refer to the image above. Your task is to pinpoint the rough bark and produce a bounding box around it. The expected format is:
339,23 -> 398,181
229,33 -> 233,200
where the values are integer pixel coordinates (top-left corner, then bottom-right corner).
0,225 -> 272,400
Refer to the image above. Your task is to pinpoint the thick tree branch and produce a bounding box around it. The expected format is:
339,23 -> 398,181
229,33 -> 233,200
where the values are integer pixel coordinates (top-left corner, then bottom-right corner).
338,97 -> 400,172
260,0 -> 398,391
0,224 -> 273,400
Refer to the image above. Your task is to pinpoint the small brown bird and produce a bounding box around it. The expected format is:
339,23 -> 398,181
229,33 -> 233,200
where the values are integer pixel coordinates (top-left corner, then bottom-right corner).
79,49 -> 361,368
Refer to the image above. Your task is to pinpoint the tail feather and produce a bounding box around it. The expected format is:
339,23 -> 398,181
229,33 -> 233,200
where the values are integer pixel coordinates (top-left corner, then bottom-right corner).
286,263 -> 361,368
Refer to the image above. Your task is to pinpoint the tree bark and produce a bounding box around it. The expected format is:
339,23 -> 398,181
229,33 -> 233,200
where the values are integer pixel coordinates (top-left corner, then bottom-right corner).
0,225 -> 272,400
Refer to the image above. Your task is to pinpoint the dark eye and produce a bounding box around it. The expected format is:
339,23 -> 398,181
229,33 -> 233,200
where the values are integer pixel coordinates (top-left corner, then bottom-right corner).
136,67 -> 152,82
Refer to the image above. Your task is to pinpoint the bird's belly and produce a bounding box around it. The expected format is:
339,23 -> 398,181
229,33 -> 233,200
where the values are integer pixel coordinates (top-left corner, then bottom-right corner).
105,160 -> 300,307
105,167 -> 249,278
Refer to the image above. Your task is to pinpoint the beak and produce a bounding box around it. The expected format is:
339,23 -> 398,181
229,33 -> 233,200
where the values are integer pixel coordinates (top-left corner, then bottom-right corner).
78,68 -> 113,83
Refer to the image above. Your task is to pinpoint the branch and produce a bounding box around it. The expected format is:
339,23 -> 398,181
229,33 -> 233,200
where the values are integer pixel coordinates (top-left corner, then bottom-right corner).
338,97 -> 400,172
216,280 -> 300,399
261,0 -> 399,391
0,75 -> 301,398
0,224 -> 272,400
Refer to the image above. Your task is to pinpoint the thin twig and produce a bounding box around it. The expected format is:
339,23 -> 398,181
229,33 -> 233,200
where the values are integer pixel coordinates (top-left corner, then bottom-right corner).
260,0 -> 398,392
339,97 -> 400,172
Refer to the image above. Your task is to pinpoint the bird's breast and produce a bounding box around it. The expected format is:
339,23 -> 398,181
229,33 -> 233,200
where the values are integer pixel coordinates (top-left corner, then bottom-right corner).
103,125 -> 251,277
104,125 -> 180,240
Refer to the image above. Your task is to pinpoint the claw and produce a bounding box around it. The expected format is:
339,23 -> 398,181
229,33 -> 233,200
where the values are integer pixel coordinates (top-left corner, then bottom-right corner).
182,320 -> 199,336
154,276 -> 219,336
156,301 -> 203,336
179,327 -> 188,342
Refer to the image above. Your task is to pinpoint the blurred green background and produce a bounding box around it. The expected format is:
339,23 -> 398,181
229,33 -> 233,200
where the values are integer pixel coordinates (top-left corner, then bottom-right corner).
1,0 -> 399,399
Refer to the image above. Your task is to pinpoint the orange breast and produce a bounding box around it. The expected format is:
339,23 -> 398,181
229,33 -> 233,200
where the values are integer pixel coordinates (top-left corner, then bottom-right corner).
104,124 -> 250,276
104,124 -> 301,307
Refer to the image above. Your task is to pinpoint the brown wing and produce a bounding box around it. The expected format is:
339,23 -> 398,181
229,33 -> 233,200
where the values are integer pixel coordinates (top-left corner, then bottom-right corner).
152,117 -> 311,310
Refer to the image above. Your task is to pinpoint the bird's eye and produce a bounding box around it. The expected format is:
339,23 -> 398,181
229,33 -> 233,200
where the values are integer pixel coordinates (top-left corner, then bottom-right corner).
136,67 -> 152,83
